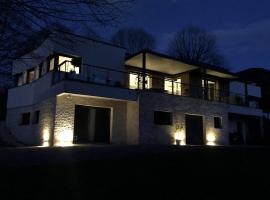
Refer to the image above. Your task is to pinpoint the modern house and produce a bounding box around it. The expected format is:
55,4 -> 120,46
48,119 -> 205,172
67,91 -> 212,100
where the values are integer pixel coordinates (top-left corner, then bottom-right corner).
5,32 -> 264,147
235,68 -> 270,144
228,80 -> 263,145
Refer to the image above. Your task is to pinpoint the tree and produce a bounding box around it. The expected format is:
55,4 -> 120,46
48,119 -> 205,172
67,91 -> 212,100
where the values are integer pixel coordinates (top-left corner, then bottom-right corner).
167,26 -> 225,67
0,0 -> 133,65
111,28 -> 156,54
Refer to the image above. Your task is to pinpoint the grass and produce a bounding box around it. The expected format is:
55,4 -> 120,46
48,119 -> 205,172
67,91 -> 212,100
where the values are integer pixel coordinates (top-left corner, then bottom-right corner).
0,145 -> 269,199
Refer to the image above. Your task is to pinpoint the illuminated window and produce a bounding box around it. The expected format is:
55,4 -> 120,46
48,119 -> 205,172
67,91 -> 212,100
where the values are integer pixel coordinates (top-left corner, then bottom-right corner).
58,56 -> 81,74
129,73 -> 139,89
129,73 -> 151,89
174,78 -> 181,95
164,79 -> 173,94
202,80 -> 216,100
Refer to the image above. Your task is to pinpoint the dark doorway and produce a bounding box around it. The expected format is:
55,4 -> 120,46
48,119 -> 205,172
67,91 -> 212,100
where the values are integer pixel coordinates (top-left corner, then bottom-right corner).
74,105 -> 111,144
185,114 -> 204,145
246,117 -> 261,145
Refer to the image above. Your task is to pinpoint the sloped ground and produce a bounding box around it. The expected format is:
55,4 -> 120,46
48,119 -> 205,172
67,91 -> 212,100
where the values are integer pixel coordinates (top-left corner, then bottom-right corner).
0,145 -> 269,199
0,122 -> 24,147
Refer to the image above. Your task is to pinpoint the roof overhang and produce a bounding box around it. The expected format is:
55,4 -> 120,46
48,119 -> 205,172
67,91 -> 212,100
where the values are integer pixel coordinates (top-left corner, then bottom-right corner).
125,51 -> 237,79
205,69 -> 237,79
125,51 -> 198,75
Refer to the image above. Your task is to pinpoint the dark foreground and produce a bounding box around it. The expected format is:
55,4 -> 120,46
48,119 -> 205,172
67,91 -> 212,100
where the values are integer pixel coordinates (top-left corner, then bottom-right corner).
0,145 -> 270,199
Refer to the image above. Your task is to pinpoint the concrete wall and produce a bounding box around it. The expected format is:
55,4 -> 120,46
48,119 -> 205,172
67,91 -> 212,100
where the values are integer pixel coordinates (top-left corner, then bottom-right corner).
138,91 -> 229,145
13,33 -> 126,75
6,97 -> 56,146
53,94 -> 139,146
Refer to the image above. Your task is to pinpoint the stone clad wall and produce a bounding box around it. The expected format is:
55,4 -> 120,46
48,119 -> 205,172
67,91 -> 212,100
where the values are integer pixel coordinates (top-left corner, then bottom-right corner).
6,97 -> 56,145
138,91 -> 229,145
54,94 -> 138,145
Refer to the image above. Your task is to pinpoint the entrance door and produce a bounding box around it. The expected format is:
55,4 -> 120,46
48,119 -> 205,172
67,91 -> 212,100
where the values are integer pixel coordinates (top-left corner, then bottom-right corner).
74,105 -> 111,144
185,114 -> 204,145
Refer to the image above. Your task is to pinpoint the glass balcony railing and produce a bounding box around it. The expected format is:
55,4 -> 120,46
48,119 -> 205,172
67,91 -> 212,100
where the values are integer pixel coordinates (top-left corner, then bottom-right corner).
52,61 -> 259,108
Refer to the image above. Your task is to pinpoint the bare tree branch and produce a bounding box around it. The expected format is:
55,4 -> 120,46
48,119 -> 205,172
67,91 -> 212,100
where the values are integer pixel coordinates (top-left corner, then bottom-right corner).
110,28 -> 156,54
0,0 -> 133,65
167,26 -> 226,68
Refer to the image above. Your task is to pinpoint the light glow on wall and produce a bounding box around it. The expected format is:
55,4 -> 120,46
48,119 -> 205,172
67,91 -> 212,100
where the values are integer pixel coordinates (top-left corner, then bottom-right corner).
206,132 -> 216,146
175,128 -> 186,145
42,129 -> 50,147
54,129 -> 74,147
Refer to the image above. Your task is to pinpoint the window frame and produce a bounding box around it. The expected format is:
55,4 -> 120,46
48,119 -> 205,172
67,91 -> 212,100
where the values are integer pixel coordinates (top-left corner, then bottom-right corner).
57,53 -> 82,74
214,116 -> 222,129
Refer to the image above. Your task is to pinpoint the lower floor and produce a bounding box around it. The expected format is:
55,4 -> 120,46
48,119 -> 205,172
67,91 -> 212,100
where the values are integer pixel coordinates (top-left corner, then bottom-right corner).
6,92 -> 230,146
228,113 -> 263,145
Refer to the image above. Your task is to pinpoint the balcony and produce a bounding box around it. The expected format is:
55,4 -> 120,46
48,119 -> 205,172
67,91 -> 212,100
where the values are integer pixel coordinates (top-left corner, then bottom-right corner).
51,61 -> 260,108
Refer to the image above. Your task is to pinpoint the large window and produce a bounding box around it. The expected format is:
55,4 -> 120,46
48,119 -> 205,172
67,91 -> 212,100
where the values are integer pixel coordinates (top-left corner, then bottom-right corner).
174,78 -> 181,95
202,80 -> 216,100
129,73 -> 151,89
154,111 -> 172,125
165,78 -> 181,95
164,79 -> 173,94
58,56 -> 80,74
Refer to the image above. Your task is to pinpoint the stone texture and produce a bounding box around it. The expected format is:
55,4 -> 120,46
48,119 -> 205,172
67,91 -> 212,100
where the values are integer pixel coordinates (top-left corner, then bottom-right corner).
138,91 -> 229,145
54,94 -> 138,145
6,97 -> 56,145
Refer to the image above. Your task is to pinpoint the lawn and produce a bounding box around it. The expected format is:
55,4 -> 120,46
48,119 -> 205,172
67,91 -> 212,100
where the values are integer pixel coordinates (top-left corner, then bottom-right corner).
0,145 -> 269,199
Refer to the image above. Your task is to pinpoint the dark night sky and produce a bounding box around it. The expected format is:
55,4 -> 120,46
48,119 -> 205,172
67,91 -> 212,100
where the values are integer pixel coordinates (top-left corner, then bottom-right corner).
99,0 -> 270,72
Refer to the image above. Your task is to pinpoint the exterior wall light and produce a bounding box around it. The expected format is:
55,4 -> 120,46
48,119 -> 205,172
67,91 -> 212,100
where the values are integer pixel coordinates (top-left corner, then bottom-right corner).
175,124 -> 185,146
42,129 -> 50,147
206,132 -> 216,146
54,129 -> 74,147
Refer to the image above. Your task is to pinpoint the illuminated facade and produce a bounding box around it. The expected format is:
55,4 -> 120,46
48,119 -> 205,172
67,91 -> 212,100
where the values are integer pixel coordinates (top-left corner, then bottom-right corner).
5,32 -> 263,147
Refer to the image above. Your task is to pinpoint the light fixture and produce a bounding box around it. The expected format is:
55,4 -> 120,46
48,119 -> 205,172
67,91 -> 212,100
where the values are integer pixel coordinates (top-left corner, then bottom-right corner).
54,129 -> 73,147
206,132 -> 216,146
175,125 -> 185,146
42,129 -> 50,147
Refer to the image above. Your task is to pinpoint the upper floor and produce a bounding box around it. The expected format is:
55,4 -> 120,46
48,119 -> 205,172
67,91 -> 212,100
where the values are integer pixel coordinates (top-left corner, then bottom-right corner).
8,32 -> 264,112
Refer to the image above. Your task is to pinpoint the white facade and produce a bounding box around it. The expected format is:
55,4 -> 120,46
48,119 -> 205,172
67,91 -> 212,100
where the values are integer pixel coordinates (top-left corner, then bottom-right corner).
6,33 -> 262,147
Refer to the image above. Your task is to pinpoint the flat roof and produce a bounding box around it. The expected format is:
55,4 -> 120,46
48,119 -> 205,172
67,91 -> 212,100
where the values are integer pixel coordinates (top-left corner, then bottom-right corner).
125,50 -> 237,79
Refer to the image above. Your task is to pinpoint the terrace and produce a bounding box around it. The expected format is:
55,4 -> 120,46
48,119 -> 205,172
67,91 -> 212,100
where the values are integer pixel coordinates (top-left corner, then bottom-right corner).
52,58 -> 256,108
